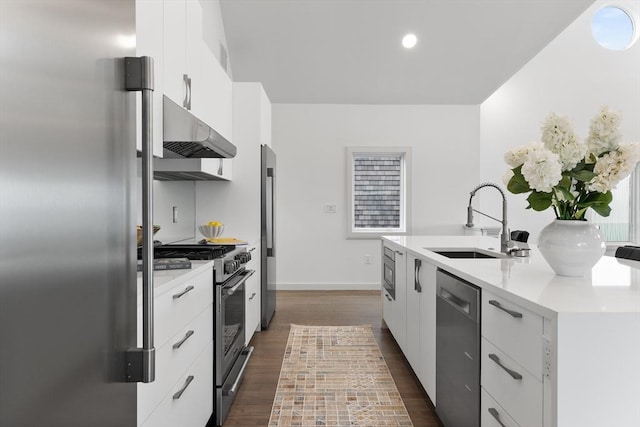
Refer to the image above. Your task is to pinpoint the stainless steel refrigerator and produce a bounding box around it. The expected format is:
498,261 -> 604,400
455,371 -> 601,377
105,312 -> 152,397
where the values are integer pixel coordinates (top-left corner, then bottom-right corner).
261,144 -> 276,328
0,2 -> 155,426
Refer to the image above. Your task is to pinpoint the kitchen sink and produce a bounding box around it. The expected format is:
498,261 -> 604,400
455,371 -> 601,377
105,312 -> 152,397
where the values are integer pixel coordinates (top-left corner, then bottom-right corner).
426,248 -> 505,259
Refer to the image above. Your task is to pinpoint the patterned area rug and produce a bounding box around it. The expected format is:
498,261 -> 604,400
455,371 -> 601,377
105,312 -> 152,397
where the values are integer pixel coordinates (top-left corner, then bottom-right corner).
268,324 -> 414,426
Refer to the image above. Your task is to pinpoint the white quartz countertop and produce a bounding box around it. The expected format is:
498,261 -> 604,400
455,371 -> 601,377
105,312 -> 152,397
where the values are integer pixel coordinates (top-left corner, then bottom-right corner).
383,235 -> 640,317
136,260 -> 214,299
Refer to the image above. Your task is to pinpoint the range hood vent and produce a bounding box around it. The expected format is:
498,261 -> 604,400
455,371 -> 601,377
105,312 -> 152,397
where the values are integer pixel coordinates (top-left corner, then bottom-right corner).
153,158 -> 230,181
162,95 -> 236,159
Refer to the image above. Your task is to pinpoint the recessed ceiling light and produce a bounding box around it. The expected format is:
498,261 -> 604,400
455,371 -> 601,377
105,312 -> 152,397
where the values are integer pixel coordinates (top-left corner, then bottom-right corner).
402,33 -> 417,49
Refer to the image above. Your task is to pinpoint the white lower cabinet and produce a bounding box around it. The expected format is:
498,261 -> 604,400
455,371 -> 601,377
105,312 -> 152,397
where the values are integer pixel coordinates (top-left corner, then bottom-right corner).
481,338 -> 542,426
381,242 -> 407,352
482,388 -> 521,427
245,244 -> 261,345
141,341 -> 214,427
137,266 -> 214,427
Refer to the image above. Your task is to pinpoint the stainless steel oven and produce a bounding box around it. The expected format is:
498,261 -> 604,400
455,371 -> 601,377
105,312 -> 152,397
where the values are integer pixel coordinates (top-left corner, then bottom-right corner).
383,245 -> 396,300
215,267 -> 254,425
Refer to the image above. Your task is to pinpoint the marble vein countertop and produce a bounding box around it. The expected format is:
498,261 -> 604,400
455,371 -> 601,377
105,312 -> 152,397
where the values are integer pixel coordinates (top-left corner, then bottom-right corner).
383,235 -> 640,317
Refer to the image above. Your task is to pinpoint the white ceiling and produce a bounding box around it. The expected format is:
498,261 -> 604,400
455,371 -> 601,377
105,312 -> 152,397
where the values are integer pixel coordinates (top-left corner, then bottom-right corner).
220,0 -> 595,105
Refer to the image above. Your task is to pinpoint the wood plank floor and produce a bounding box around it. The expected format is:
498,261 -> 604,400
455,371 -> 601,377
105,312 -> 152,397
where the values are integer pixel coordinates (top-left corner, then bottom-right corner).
224,290 -> 442,427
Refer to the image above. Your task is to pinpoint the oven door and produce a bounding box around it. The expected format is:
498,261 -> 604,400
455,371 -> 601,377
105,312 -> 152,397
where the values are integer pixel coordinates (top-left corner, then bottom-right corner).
216,269 -> 255,385
383,247 -> 395,300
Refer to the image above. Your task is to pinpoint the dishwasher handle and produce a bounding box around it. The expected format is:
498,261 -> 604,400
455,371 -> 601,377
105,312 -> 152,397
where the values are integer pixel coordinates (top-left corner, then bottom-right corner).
439,287 -> 471,315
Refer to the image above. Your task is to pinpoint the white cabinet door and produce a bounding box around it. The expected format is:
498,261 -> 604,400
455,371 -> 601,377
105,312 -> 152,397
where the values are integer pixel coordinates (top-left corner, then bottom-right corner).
135,0 -> 164,157
245,244 -> 261,345
162,0 -> 186,108
405,254 -> 421,378
381,243 -> 407,352
418,260 -> 437,401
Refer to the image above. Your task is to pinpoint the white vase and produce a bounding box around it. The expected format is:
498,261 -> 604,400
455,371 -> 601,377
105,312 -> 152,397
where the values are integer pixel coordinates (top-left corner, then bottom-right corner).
537,219 -> 606,277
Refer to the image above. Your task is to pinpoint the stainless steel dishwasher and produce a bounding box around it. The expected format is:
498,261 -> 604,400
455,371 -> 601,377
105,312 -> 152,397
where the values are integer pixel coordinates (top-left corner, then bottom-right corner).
436,269 -> 480,427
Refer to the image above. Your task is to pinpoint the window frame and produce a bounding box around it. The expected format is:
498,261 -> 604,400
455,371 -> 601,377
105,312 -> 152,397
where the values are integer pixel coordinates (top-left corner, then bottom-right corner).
345,146 -> 412,239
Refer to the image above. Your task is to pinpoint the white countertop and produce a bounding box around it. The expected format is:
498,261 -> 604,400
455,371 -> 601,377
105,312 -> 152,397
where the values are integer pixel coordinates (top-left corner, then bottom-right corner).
383,235 -> 640,317
136,260 -> 214,299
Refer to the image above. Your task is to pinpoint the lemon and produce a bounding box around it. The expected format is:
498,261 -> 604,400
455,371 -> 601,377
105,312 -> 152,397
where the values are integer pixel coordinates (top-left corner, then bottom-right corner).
207,221 -> 222,226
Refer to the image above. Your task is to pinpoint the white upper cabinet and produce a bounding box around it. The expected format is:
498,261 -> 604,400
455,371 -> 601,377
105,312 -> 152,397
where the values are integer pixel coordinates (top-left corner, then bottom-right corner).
136,0 -> 164,157
162,0 -> 233,143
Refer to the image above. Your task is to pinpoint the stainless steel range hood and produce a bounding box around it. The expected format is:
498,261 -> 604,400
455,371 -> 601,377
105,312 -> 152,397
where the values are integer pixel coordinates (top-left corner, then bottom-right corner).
162,95 -> 236,159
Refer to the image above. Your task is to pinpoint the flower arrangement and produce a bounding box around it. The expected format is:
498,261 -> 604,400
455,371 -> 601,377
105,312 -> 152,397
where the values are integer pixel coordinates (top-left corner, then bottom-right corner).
503,107 -> 640,220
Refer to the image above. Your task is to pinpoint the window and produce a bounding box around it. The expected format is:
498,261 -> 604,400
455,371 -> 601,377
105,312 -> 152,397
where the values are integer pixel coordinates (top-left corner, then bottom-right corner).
346,147 -> 411,238
591,5 -> 637,50
588,165 -> 640,244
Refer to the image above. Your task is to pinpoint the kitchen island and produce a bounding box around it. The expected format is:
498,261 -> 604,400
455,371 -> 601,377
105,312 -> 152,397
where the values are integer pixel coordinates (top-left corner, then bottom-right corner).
382,235 -> 640,427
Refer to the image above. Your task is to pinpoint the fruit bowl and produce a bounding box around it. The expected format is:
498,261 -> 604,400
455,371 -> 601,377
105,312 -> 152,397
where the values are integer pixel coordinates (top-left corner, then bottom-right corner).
198,224 -> 224,239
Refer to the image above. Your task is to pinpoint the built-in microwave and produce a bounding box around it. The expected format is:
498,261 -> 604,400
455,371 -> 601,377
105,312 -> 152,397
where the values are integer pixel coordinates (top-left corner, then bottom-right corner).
382,246 -> 396,300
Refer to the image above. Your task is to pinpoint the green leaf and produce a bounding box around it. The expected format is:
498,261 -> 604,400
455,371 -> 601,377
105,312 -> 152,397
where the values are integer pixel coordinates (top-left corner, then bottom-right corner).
507,166 -> 531,194
590,204 -> 611,217
526,191 -> 553,211
580,191 -> 613,206
568,169 -> 596,182
554,186 -> 574,201
557,174 -> 572,190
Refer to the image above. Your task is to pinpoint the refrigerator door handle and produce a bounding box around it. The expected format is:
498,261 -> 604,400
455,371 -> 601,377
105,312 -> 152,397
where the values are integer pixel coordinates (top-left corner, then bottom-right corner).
124,56 -> 156,383
267,167 -> 275,257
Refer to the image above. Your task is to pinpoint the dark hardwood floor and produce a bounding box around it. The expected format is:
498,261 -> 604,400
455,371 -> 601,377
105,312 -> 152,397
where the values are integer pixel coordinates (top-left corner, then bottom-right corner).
224,290 -> 442,427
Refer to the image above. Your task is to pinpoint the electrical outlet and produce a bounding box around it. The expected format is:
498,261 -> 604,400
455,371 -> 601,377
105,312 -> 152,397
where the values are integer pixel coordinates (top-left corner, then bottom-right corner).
172,206 -> 179,223
324,204 -> 337,213
542,335 -> 552,378
364,254 -> 372,264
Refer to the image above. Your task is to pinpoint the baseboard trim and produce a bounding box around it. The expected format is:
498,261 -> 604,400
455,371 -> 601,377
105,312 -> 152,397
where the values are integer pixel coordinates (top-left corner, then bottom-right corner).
276,282 -> 381,291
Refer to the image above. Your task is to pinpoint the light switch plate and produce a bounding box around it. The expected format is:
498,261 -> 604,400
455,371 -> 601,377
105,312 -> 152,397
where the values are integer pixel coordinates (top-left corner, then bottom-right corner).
324,204 -> 337,213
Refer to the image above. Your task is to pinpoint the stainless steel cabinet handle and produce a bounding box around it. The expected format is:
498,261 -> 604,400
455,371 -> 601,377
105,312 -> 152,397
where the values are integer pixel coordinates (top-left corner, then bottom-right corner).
395,250 -> 403,255
218,158 -> 223,175
488,353 -> 523,380
384,293 -> 393,301
488,408 -> 508,427
248,292 -> 257,301
172,375 -> 194,400
172,330 -> 194,349
183,74 -> 191,110
124,56 -> 155,384
489,300 -> 523,318
172,285 -> 195,299
414,258 -> 422,293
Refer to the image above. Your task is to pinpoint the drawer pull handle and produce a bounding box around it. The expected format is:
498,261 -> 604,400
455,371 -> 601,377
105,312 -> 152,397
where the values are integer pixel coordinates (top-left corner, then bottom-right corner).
172,375 -> 194,400
172,330 -> 194,349
488,353 -> 523,380
489,300 -> 523,318
488,408 -> 508,427
173,285 -> 195,299
394,250 -> 403,256
384,293 -> 392,302
248,292 -> 257,301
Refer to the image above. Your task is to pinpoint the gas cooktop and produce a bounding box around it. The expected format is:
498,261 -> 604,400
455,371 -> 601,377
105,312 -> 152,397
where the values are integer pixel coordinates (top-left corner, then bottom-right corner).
138,244 -> 236,260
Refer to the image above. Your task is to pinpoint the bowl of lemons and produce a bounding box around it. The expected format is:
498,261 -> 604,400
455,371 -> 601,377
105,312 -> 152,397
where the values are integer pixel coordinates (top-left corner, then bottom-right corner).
198,221 -> 224,239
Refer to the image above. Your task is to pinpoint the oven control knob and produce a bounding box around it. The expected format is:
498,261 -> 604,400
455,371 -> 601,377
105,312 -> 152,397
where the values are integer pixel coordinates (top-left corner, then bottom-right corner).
235,253 -> 251,264
224,261 -> 237,274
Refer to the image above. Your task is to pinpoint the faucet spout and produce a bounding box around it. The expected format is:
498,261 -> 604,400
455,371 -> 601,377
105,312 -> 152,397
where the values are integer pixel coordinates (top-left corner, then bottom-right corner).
466,182 -> 509,253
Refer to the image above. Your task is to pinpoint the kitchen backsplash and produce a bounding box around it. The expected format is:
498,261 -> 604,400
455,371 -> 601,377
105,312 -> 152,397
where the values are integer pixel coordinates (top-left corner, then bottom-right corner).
136,173 -> 196,244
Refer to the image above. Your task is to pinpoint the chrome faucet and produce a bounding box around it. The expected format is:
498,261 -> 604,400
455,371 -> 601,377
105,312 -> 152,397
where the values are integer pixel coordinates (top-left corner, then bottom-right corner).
465,182 -> 510,253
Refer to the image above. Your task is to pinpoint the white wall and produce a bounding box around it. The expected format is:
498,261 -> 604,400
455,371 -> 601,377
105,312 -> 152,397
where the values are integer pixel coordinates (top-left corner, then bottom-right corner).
480,0 -> 640,242
273,104 -> 480,289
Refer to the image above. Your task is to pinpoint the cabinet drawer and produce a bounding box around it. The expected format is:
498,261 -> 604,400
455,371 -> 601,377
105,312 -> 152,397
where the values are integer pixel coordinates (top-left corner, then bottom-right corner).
138,304 -> 213,426
155,268 -> 213,348
481,388 -> 521,427
481,338 -> 542,427
245,271 -> 261,345
141,341 -> 214,427
482,291 -> 543,379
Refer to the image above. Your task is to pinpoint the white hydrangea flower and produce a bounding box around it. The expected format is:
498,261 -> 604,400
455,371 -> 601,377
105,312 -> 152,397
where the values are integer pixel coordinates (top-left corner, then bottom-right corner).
502,169 -> 514,187
586,106 -> 622,156
540,112 -> 586,171
504,143 -> 534,168
587,142 -> 640,193
521,144 -> 562,193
